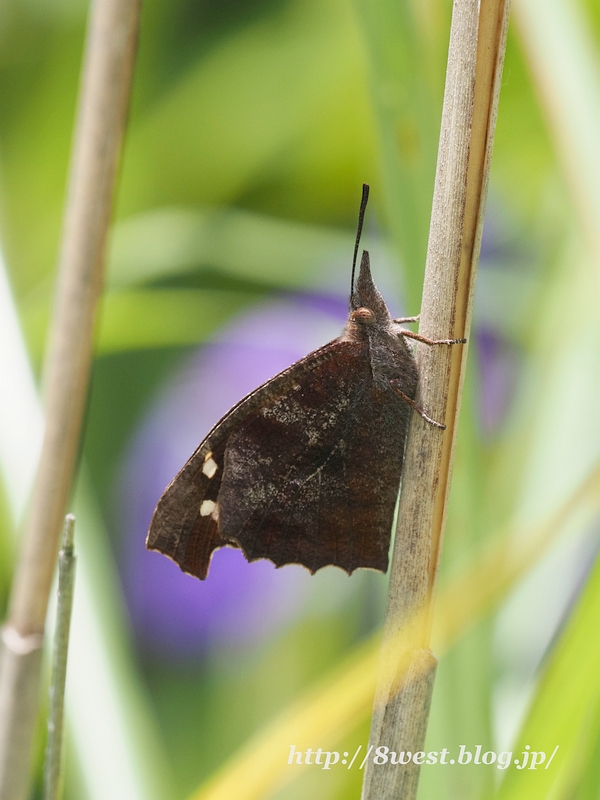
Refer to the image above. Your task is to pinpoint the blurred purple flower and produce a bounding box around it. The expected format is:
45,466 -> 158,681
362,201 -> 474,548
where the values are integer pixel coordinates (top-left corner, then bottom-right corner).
117,293 -> 348,659
475,326 -> 519,438
475,209 -> 525,437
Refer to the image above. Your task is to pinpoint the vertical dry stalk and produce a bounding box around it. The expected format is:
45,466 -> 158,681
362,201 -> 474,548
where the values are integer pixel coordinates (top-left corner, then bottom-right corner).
0,1 -> 141,797
361,1 -> 511,798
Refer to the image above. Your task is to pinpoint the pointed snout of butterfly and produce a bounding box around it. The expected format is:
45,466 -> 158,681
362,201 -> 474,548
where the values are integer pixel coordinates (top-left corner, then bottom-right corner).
355,250 -> 390,322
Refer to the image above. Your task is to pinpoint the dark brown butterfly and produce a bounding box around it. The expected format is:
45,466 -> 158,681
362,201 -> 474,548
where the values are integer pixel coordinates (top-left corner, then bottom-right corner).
146,185 -> 465,579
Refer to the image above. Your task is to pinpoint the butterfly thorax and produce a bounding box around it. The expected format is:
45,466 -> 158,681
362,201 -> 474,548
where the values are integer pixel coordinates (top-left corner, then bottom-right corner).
344,250 -> 419,396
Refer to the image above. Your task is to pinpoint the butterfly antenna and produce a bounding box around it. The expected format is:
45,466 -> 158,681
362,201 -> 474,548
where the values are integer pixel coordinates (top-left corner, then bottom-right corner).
351,183 -> 370,308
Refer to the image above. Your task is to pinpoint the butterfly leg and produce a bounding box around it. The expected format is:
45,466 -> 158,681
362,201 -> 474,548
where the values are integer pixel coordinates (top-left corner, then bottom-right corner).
399,330 -> 467,346
393,314 -> 420,324
390,381 -> 446,430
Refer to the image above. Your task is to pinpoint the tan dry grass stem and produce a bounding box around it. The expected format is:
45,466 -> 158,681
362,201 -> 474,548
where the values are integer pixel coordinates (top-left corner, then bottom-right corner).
362,1 -> 511,797
0,2 -> 141,797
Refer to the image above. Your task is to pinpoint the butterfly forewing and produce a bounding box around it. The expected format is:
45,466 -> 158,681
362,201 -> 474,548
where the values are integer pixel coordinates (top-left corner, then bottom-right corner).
147,340 -> 349,577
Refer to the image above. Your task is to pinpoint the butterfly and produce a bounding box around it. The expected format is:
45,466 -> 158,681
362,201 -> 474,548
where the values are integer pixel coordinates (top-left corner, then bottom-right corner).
146,185 -> 465,579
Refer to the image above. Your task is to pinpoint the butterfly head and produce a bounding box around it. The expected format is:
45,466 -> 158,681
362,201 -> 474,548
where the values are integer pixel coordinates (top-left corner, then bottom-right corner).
350,250 -> 391,328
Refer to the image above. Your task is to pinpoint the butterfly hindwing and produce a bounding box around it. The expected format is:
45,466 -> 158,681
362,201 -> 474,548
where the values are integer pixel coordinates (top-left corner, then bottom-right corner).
218,345 -> 411,574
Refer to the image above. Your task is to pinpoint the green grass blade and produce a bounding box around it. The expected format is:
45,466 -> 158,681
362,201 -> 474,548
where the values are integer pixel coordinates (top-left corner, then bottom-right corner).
495,551 -> 600,799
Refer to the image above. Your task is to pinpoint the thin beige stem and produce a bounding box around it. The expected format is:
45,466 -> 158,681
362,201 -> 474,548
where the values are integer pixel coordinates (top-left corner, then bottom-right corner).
0,1 -> 141,797
361,1 -> 511,798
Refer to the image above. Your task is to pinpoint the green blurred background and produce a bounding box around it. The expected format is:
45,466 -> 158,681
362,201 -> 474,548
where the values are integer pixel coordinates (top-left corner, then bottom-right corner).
2,0 -> 600,798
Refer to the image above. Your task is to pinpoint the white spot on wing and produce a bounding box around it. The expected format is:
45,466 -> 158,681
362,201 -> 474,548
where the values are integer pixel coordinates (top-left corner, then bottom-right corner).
202,453 -> 218,478
200,500 -> 215,516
